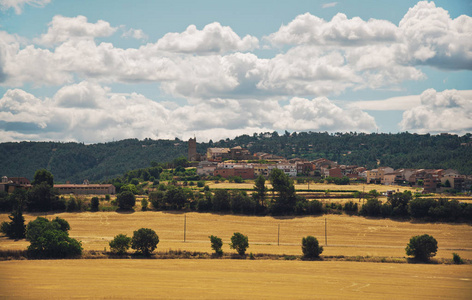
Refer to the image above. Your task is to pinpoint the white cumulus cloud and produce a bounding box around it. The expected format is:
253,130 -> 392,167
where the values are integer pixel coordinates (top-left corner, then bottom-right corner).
0,0 -> 50,14
0,82 -> 378,143
156,22 -> 259,54
400,89 -> 472,134
35,15 -> 117,46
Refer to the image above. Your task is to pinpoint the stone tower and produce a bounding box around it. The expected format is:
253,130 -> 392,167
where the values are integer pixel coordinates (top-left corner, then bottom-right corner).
188,137 -> 197,161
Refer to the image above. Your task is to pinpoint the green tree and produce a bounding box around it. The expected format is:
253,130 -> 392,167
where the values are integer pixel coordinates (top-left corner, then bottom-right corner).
0,206 -> 26,239
269,169 -> 296,214
301,236 -> 323,258
253,175 -> 267,207
230,232 -> 249,256
26,217 -> 82,258
213,190 -> 231,212
32,169 -> 54,187
405,234 -> 438,262
26,182 -> 60,212
117,191 -> 136,210
131,228 -> 159,256
209,235 -> 223,256
164,186 -> 187,209
90,197 -> 99,212
109,234 -> 132,255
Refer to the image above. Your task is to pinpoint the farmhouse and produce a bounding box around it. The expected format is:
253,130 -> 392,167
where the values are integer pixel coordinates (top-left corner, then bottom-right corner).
54,182 -> 116,195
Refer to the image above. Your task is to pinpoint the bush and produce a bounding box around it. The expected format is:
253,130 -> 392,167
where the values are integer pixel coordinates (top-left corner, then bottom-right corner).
66,197 -> 78,212
209,235 -> 223,256
90,197 -> 99,212
109,234 -> 132,255
105,194 -> 111,201
452,252 -> 463,264
230,232 -> 249,256
360,199 -> 382,217
0,208 -> 26,239
405,234 -> 438,262
141,198 -> 149,211
343,201 -> 358,214
26,217 -> 82,258
131,228 -> 159,256
302,236 -> 323,258
117,191 -> 136,210
197,181 -> 205,188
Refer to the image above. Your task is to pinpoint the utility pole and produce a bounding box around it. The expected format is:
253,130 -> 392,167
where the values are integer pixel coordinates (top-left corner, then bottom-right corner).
277,224 -> 280,246
324,218 -> 327,246
184,214 -> 187,242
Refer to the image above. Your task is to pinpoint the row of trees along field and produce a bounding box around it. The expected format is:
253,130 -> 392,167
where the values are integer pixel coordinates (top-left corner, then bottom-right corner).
1,132 -> 471,183
1,168 -> 471,223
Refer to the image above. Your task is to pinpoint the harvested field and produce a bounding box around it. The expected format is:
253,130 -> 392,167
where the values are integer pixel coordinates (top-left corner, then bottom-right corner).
207,181 -> 419,193
1,212 -> 471,259
0,259 -> 471,299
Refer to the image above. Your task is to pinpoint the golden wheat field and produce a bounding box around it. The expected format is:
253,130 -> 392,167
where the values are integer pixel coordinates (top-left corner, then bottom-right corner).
1,212 -> 471,259
0,259 -> 471,299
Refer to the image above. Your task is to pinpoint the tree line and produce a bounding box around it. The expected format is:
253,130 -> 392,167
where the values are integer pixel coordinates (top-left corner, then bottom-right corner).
1,132 -> 471,184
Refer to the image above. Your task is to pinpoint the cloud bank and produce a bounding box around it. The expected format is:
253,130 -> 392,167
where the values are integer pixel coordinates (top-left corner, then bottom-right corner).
0,1 -> 470,142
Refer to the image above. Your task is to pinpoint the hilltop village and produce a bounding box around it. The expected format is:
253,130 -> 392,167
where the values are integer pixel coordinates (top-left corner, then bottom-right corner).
190,138 -> 471,194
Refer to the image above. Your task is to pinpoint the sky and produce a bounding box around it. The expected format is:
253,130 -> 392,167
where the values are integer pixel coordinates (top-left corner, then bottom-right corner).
0,0 -> 471,143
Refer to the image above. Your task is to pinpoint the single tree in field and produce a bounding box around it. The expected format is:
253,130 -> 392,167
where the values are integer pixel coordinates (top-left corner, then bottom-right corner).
131,228 -> 159,256
301,236 -> 323,259
109,234 -> 132,255
230,232 -> 249,256
405,234 -> 438,262
209,235 -> 223,256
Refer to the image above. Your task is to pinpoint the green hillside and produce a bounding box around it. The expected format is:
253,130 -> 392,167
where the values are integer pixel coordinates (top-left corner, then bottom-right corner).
1,132 -> 471,183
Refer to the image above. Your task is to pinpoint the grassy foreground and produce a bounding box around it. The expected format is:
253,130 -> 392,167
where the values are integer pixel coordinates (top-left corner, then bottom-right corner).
0,259 -> 471,299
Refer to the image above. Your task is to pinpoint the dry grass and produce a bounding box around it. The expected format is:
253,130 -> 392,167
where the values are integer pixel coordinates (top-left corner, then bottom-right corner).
0,259 -> 471,299
1,212 -> 471,259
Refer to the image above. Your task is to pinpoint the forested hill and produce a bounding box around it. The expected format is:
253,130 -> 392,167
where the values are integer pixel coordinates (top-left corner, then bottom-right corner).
1,132 -> 471,183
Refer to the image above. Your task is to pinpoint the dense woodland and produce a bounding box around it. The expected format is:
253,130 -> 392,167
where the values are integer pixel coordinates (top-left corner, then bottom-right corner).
1,132 -> 471,183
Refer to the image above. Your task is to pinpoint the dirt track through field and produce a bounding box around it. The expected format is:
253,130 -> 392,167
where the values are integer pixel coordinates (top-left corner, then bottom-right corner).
1,212 -> 471,259
0,259 -> 471,299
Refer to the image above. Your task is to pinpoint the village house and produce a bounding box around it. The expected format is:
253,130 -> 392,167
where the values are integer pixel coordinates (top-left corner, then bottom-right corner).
213,163 -> 255,179
196,161 -> 218,177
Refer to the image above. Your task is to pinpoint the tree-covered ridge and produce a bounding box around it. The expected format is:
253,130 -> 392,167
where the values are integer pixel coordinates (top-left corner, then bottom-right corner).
0,139 -> 187,183
1,132 -> 471,183
215,132 -> 472,174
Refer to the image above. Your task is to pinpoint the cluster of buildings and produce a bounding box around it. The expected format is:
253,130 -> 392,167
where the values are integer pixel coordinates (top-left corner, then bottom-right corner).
0,176 -> 115,195
191,138 -> 472,193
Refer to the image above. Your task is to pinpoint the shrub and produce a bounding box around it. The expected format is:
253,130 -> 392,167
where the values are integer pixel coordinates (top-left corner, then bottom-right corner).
209,235 -> 223,256
105,194 -> 111,201
67,197 -> 78,212
230,232 -> 249,256
141,198 -> 149,211
26,217 -> 82,258
343,201 -> 358,214
405,234 -> 438,262
0,207 -> 26,239
301,236 -> 323,258
131,228 -> 159,256
117,191 -> 136,210
109,234 -> 132,255
452,253 -> 463,264
90,197 -> 99,212
197,181 -> 205,188
360,199 -> 382,217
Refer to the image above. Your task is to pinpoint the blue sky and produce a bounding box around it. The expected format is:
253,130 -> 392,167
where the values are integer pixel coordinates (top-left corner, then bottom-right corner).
0,0 -> 471,143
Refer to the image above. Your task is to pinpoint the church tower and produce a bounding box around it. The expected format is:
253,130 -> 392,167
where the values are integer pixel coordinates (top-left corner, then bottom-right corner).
188,137 -> 197,161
